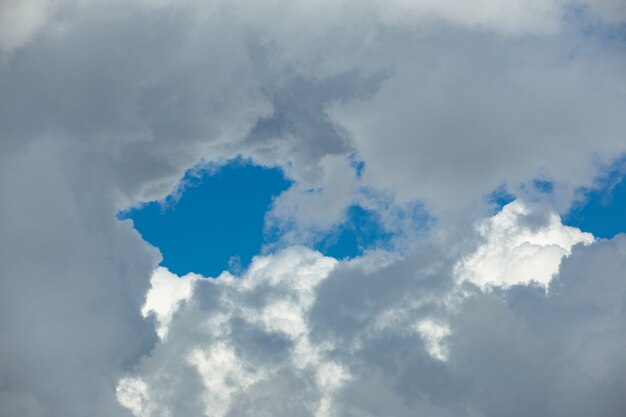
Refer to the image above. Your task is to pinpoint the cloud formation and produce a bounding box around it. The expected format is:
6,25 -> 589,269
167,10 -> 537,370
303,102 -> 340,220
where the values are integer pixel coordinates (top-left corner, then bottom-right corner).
455,200 -> 594,289
117,207 -> 626,417
118,247 -> 341,417
1,1 -> 625,416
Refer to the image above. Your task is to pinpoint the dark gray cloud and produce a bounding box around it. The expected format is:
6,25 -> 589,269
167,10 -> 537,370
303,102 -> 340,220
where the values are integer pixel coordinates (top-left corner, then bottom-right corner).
446,235 -> 626,417
0,143 -> 157,417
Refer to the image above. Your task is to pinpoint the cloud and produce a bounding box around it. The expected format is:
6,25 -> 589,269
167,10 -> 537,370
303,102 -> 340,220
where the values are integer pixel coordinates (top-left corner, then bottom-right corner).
580,0 -> 626,23
455,200 -> 594,289
0,142 -> 157,417
327,28 -> 626,214
0,0 -> 54,53
447,235 -> 626,417
374,0 -> 564,34
117,247 -> 341,417
142,267 -> 198,339
117,207 -> 626,417
1,1 -> 625,416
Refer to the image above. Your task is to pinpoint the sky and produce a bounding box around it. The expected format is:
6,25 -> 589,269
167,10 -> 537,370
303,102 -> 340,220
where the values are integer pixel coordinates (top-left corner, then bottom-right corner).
120,159 -> 395,276
564,159 -> 626,238
1,1 -> 626,417
119,160 -> 293,277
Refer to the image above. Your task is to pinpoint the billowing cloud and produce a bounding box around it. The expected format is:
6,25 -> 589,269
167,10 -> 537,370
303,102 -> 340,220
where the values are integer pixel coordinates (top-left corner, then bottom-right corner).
142,267 -> 198,339
447,234 -> 626,417
118,247 -> 342,417
455,200 -> 594,289
117,207 -> 626,417
327,30 -> 626,213
1,1 -> 626,416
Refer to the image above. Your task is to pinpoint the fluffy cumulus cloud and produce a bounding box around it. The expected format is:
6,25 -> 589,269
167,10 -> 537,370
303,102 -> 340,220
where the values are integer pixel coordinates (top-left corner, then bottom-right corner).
141,267 -> 198,340
446,235 -> 626,417
455,200 -> 594,289
1,0 -> 626,416
118,248 -> 342,417
117,214 -> 626,417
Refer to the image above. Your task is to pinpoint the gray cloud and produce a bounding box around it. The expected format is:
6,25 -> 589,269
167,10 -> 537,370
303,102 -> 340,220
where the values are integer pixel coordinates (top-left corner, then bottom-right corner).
328,29 -> 626,215
446,235 -> 626,417
117,222 -> 626,417
1,1 -> 626,416
0,142 -> 157,417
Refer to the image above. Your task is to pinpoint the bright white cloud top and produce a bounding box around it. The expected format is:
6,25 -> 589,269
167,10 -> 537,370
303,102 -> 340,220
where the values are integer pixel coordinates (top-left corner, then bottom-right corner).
142,267 -> 198,340
114,204 -> 606,417
456,200 -> 595,289
1,1 -> 626,417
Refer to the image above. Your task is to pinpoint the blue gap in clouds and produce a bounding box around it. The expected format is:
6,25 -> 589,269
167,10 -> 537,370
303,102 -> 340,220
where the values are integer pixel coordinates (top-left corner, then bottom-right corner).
118,159 -> 292,277
564,163 -> 626,239
487,179 -> 555,213
348,152 -> 365,179
532,179 -> 554,194
315,205 -> 393,260
119,156 -> 397,276
487,184 -> 516,212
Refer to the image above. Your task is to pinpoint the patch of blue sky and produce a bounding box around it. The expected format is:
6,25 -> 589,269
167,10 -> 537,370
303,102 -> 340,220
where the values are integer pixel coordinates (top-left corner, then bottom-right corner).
487,179 -> 556,214
486,184 -> 516,212
531,179 -> 554,194
564,159 -> 626,239
562,5 -> 626,63
118,159 -> 292,277
315,205 -> 394,260
347,152 -> 365,179
580,19 -> 626,44
325,188 -> 435,257
119,157 -> 434,276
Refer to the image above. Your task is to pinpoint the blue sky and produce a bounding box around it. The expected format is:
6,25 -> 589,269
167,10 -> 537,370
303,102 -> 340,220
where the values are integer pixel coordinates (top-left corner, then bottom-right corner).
122,157 -> 626,281
119,160 -> 291,277
121,159 -> 397,276
564,166 -> 626,239
315,204 -> 394,259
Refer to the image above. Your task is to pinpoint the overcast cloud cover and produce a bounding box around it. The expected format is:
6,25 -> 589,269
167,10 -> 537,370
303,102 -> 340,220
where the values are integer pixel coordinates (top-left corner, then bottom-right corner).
1,0 -> 626,416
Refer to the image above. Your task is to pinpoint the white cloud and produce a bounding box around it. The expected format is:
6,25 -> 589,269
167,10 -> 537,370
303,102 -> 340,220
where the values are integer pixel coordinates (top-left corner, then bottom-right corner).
142,267 -> 198,339
188,343 -> 266,417
446,235 -> 626,417
116,378 -> 163,417
117,226 -> 626,417
0,0 -> 53,53
415,318 -> 451,361
118,247 -> 344,417
455,200 -> 594,289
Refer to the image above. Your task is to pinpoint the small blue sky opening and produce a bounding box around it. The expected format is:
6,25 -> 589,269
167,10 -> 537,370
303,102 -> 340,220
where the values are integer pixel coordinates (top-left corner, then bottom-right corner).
348,153 -> 365,179
486,179 -> 554,213
118,159 -> 292,277
564,162 -> 626,239
315,205 -> 394,259
118,157 -> 399,276
532,179 -> 554,194
486,184 -> 516,212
